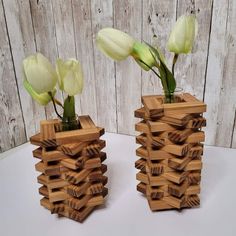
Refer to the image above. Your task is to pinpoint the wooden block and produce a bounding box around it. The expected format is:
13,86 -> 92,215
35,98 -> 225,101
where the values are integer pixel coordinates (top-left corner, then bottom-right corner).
61,141 -> 90,156
148,121 -> 176,132
55,128 -> 100,145
137,182 -> 146,195
66,195 -> 91,211
148,198 -> 174,211
136,146 -> 175,160
63,169 -> 91,184
33,147 -> 42,159
134,107 -> 146,119
40,120 -> 57,147
37,174 -> 68,189
78,115 -> 96,129
135,121 -> 149,133
41,149 -> 68,162
30,133 -> 41,146
159,113 -> 192,126
142,96 -> 164,117
184,195 -> 200,208
168,180 -> 189,197
163,171 -> 189,184
161,143 -> 190,156
168,156 -> 192,170
35,161 -> 61,176
185,185 -> 200,195
163,101 -> 206,115
185,131 -> 205,143
163,195 -> 186,209
168,129 -> 193,143
186,117 -> 206,128
61,205 -> 94,223
40,197 -> 65,214
87,195 -> 104,207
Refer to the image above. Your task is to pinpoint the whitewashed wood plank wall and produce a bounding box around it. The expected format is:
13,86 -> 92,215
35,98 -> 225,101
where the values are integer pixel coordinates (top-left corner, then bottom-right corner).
0,0 -> 235,152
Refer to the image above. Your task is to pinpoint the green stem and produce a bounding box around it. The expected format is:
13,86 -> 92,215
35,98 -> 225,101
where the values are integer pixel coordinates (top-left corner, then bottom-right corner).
172,53 -> 179,77
139,59 -> 161,79
48,92 -> 63,119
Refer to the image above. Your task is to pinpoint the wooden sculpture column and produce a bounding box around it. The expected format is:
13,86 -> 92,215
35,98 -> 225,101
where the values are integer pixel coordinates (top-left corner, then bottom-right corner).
134,93 -> 206,211
30,115 -> 108,222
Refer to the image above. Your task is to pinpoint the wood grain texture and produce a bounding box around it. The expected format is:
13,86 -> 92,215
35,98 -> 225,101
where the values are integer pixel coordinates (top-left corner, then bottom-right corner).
29,0 -> 63,119
114,0 -> 142,135
51,0 -> 82,115
175,0 -> 213,99
142,0 -> 177,95
204,0 -> 236,147
0,0 -> 26,152
72,0 -> 98,123
2,0 -> 46,138
1,0 -> 236,152
90,0 -> 117,132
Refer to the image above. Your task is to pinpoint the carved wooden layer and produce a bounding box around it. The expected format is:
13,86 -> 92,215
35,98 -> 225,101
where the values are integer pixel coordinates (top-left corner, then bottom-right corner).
30,115 -> 107,222
135,93 -> 206,211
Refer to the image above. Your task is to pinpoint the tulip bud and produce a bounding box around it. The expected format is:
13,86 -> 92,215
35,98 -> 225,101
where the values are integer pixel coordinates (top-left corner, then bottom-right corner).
131,42 -> 157,71
56,58 -> 83,96
96,27 -> 135,61
23,80 -> 56,106
23,53 -> 57,94
167,15 -> 198,54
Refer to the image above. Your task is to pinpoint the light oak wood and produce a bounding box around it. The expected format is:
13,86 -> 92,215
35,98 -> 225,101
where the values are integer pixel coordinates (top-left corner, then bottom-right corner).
135,94 -> 205,211
30,116 -> 107,222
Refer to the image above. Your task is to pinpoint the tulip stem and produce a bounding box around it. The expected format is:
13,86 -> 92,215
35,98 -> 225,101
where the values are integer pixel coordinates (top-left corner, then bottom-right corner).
48,92 -> 63,120
139,59 -> 161,79
172,54 -> 179,76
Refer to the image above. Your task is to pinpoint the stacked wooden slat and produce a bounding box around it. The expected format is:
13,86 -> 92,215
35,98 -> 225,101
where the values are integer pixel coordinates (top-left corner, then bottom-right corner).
30,116 -> 108,222
134,93 -> 206,211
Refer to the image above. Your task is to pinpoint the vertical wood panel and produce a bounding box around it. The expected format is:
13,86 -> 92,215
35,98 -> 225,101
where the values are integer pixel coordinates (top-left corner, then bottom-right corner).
142,0 -> 177,95
3,0 -> 46,138
0,0 -> 26,152
90,0 -> 117,132
72,0 -> 98,123
204,0 -> 236,147
51,0 -> 82,115
114,0 -> 142,135
29,0 -> 63,119
175,0 -> 213,99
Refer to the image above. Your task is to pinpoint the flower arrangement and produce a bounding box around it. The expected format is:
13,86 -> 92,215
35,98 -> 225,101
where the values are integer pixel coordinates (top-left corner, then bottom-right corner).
23,53 -> 83,130
96,15 -> 198,103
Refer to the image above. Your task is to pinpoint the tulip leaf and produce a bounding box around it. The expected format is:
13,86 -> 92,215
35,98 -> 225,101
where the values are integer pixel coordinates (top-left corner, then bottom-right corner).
144,42 -> 176,94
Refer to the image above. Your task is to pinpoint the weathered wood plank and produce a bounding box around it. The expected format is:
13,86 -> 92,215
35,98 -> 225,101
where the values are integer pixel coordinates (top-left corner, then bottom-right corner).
72,0 -> 98,123
114,0 -> 142,135
175,0 -> 213,99
204,0 -> 236,147
90,0 -> 117,132
142,0 -> 177,95
29,0 -> 63,119
3,0 -> 46,139
51,0 -> 82,116
0,0 -> 26,152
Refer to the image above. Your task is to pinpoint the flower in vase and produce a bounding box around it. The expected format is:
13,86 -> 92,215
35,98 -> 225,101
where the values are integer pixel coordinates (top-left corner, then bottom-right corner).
23,80 -> 56,105
96,27 -> 135,61
56,58 -> 83,96
23,53 -> 57,93
167,15 -> 198,54
131,42 -> 157,71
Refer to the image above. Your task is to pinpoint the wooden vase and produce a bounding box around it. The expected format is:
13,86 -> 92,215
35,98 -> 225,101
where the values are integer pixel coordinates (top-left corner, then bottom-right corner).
30,115 -> 108,222
134,93 -> 206,211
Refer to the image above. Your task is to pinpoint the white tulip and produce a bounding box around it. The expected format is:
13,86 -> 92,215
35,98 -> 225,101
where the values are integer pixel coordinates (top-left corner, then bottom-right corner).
23,53 -> 57,93
56,58 -> 83,96
167,15 -> 198,54
96,27 -> 135,61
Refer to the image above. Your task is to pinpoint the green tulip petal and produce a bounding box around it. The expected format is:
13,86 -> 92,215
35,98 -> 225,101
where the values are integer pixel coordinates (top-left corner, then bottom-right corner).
23,80 -> 55,106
